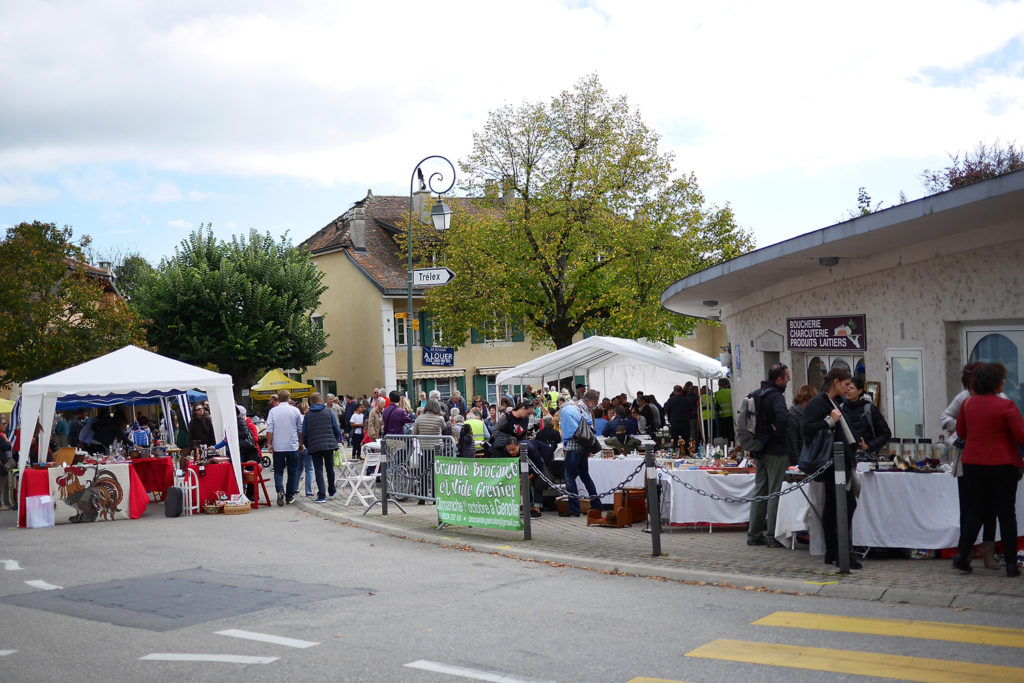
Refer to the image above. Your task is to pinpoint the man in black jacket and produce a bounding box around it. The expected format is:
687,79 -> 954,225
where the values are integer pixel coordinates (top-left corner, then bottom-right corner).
747,362 -> 791,548
664,385 -> 696,454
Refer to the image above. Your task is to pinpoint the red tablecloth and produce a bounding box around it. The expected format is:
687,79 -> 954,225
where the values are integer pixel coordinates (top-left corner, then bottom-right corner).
18,465 -> 148,527
131,457 -> 174,499
187,461 -> 240,505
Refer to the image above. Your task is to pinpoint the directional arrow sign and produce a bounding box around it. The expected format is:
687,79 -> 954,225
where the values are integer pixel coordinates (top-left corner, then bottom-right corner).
412,267 -> 456,287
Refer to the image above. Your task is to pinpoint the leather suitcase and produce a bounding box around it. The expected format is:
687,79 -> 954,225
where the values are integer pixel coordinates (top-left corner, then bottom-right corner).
165,486 -> 184,517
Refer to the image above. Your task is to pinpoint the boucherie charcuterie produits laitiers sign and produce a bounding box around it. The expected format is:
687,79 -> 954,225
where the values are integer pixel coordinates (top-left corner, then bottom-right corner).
787,315 -> 867,351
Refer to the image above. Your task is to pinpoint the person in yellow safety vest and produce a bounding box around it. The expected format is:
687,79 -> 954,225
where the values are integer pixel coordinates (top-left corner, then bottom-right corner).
545,386 -> 560,412
714,379 -> 734,444
699,386 -> 714,443
464,408 -> 490,453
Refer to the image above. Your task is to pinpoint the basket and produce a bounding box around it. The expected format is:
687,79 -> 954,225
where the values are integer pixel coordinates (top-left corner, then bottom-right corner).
202,503 -> 224,514
223,503 -> 251,515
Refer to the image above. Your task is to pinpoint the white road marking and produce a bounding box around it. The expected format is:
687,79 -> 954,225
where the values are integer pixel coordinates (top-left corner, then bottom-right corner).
24,580 -> 61,591
0,650 -> 17,656
404,660 -> 555,683
215,629 -> 319,648
1,560 -> 22,571
140,653 -> 278,664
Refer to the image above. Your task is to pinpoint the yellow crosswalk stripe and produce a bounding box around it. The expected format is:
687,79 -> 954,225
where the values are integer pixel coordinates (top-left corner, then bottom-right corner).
753,611 -> 1024,648
625,678 -> 692,683
686,639 -> 1024,682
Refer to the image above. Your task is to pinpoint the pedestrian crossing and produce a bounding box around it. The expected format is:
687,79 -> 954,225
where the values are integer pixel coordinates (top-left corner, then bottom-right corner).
630,610 -> 1024,682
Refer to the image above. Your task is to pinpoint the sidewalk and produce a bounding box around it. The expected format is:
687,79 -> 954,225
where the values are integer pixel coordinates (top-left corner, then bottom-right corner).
294,489 -> 1024,616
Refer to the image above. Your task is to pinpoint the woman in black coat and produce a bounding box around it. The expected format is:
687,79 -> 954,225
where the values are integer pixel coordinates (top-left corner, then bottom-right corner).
840,377 -> 892,456
803,366 -> 861,569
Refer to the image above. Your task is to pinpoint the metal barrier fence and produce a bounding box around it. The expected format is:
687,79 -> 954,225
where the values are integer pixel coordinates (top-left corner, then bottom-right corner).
373,434 -> 456,515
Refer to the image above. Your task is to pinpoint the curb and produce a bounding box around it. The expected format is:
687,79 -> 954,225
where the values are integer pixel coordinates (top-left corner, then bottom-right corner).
295,499 -> 1024,616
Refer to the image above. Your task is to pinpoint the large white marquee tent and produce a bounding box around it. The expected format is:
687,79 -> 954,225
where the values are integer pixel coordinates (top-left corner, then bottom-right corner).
16,346 -> 243,493
496,335 -> 729,401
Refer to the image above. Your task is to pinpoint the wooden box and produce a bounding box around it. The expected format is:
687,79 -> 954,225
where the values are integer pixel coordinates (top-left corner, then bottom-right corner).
613,488 -> 647,522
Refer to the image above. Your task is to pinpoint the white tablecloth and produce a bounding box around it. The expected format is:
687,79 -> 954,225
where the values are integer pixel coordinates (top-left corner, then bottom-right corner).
658,469 -> 755,525
575,458 -> 647,504
774,471 -> 1024,554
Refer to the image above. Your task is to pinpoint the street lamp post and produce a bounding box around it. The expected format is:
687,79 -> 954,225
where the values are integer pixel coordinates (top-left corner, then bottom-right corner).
407,156 -> 455,403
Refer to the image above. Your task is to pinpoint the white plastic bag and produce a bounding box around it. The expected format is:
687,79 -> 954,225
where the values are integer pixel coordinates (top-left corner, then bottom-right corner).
25,495 -> 55,529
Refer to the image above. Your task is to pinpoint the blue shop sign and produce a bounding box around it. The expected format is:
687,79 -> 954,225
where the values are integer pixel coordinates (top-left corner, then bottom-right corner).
422,346 -> 455,367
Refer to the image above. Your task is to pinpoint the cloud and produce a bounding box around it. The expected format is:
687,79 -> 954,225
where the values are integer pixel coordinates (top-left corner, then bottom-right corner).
168,218 -> 192,230
0,175 -> 61,205
149,181 -> 182,202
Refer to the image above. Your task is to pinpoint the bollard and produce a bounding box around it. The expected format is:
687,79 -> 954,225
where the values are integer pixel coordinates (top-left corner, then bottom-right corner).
379,457 -> 389,516
833,441 -> 849,574
645,444 -> 662,556
519,453 -> 532,541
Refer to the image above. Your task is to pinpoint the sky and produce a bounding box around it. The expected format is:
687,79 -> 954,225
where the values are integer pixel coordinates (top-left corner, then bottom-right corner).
1,0 -> 1022,265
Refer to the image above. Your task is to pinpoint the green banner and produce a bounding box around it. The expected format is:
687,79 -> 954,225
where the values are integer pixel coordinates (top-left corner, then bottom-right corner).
434,456 -> 523,531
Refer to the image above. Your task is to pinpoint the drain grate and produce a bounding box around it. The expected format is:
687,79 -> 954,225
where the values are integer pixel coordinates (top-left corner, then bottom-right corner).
2,567 -> 369,631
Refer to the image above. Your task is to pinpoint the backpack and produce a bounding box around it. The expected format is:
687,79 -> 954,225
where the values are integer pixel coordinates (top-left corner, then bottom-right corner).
735,387 -> 774,455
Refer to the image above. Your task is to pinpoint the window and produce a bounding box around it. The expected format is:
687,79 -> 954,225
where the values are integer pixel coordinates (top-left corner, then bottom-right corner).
312,378 -> 330,397
435,378 -> 452,400
431,321 -> 444,347
486,375 -> 498,405
395,316 -> 406,346
965,325 -> 1024,417
310,314 -> 323,331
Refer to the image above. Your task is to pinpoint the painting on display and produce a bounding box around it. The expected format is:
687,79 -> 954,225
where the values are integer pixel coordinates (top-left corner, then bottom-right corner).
49,464 -> 130,524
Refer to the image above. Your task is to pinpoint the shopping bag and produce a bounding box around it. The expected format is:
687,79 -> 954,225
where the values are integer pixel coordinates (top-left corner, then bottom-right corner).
333,449 -> 343,468
798,429 -> 834,474
25,495 -> 55,529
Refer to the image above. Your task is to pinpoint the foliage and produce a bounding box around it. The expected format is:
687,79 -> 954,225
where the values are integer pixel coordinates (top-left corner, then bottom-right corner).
0,221 -> 149,388
846,187 -> 883,218
83,244 -> 154,301
417,75 -> 753,349
922,140 -> 1024,193
132,225 -> 329,396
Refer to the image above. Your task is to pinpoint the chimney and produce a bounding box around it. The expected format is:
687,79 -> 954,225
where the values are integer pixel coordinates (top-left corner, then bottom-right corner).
98,261 -> 112,273
413,187 -> 431,224
349,206 -> 366,251
500,176 -> 514,204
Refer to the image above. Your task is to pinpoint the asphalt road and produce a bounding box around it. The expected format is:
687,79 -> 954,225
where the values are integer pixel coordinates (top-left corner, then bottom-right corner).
1,506 -> 1023,683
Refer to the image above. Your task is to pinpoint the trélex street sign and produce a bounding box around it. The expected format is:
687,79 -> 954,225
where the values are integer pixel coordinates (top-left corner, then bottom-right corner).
412,267 -> 456,287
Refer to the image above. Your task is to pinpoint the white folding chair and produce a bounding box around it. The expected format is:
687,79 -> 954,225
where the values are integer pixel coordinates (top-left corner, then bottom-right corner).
175,467 -> 201,516
343,451 -> 380,507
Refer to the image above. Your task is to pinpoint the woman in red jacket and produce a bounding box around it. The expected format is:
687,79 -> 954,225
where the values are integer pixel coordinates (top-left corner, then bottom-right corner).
954,363 -> 1024,577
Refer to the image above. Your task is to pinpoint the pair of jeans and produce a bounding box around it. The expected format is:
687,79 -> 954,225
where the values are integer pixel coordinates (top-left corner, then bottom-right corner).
273,450 -> 300,499
957,463 -> 1019,569
299,449 -> 314,495
747,453 -> 789,540
309,449 -> 336,499
563,449 -> 600,515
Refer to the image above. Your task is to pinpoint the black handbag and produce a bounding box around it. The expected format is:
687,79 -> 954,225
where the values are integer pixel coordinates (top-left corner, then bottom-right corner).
798,428 -> 834,474
573,412 -> 603,454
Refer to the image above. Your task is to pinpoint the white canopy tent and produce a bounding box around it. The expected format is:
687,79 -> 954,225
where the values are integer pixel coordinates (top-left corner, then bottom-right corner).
496,336 -> 729,437
17,345 -> 243,494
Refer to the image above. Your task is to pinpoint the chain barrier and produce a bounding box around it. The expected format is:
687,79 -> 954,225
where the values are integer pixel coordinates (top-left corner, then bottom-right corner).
655,459 -> 832,504
526,458 -> 644,500
526,456 -> 832,505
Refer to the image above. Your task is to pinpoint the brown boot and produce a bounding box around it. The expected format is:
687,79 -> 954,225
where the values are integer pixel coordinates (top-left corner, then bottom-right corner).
980,541 -> 1000,570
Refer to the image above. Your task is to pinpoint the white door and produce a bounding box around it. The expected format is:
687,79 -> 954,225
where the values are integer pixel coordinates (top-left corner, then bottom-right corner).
964,325 -> 1024,416
886,348 -> 925,438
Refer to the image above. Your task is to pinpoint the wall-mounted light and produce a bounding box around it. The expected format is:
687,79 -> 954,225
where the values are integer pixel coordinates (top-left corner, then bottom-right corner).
702,300 -> 719,308
818,257 -> 839,267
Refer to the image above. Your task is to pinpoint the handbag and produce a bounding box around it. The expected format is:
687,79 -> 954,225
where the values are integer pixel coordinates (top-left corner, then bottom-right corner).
798,428 -> 834,474
573,410 -> 602,454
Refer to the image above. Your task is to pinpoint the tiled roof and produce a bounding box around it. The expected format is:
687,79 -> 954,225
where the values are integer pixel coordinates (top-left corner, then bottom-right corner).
301,190 -> 497,294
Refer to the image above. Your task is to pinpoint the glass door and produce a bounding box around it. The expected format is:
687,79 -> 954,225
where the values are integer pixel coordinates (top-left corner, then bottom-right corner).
886,348 -> 924,438
965,326 -> 1024,416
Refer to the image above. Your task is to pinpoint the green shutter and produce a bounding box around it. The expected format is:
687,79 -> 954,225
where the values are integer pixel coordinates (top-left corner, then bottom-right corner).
470,327 -> 482,344
511,319 -> 525,342
420,311 -> 433,347
472,374 -> 486,400
327,380 -> 337,396
456,374 -> 466,397
423,379 -> 435,394
574,375 -> 586,390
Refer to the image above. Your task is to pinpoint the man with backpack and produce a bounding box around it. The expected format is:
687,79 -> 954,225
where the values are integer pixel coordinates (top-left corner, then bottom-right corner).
745,362 -> 791,548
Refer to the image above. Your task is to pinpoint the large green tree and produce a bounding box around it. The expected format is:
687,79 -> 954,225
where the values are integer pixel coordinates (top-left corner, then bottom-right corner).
0,221 -> 149,388
133,226 -> 329,397
417,75 -> 753,349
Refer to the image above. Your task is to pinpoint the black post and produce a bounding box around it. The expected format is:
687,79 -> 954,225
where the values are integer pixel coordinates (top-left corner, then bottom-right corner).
380,454 -> 389,517
833,441 -> 849,574
645,444 -> 662,556
519,453 -> 532,541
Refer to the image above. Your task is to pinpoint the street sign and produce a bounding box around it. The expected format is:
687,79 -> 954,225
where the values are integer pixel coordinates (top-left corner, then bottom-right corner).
412,267 -> 456,287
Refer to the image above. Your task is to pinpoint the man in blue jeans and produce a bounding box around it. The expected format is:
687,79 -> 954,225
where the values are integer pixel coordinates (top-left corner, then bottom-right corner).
559,389 -> 602,517
265,389 -> 304,505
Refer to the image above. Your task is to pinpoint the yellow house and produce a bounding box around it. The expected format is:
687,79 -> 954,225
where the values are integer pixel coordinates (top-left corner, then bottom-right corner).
299,189 -> 728,402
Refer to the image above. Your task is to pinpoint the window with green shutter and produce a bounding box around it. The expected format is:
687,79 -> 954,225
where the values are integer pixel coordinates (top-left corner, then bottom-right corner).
472,374 -> 486,402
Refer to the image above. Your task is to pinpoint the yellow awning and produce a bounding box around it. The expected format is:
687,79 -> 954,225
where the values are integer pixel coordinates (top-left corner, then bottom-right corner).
411,368 -> 465,380
0,397 -> 14,413
475,366 -> 512,375
249,369 -> 314,400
